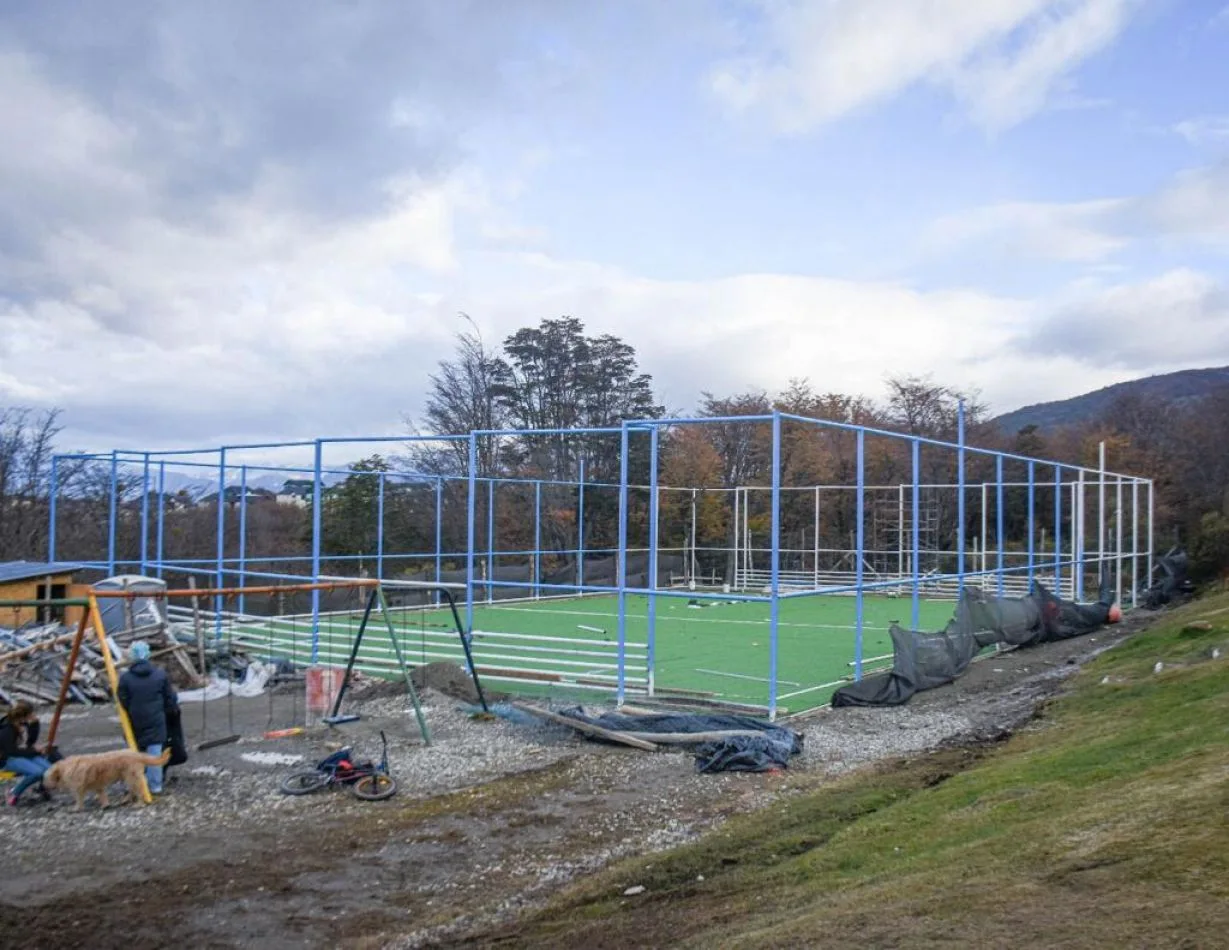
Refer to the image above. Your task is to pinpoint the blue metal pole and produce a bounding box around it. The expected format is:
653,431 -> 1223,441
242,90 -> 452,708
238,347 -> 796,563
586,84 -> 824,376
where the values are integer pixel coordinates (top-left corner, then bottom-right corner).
996,454 -> 1005,598
534,480 -> 542,599
139,454 -> 150,575
957,399 -> 966,599
156,462 -> 165,580
1054,465 -> 1063,592
376,471 -> 385,582
577,458 -> 586,588
465,435 -> 477,634
1027,459 -> 1036,588
310,440 -> 323,661
648,427 -> 660,698
107,450 -> 118,576
48,456 -> 58,562
768,413 -> 781,719
854,429 -> 866,680
214,448 -> 226,639
616,423 -> 630,703
486,479 -> 495,604
911,439 -> 920,630
238,465 -> 248,613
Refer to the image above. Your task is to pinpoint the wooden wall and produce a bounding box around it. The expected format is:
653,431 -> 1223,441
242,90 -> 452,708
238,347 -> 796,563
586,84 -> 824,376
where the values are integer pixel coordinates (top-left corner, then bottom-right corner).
0,574 -> 85,630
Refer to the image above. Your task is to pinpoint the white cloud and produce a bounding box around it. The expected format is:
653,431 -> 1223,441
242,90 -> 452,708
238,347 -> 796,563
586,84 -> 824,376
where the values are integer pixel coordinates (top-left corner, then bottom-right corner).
1021,269 -> 1229,369
1173,115 -> 1229,145
708,0 -> 1138,133
446,254 -> 1141,419
925,161 -> 1229,262
951,0 -> 1134,130
1140,162 -> 1229,246
927,198 -> 1131,262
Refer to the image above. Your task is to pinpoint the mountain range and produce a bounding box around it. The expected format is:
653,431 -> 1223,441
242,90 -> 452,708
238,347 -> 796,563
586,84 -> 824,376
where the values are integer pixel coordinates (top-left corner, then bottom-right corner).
990,366 -> 1229,434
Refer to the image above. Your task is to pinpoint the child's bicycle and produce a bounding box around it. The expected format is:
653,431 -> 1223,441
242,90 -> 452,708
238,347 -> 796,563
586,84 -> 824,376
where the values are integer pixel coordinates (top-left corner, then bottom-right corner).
279,730 -> 397,801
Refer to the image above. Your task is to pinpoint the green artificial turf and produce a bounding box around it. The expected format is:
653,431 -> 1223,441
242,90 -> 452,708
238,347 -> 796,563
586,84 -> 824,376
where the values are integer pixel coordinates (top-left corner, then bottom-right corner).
228,590 -> 958,712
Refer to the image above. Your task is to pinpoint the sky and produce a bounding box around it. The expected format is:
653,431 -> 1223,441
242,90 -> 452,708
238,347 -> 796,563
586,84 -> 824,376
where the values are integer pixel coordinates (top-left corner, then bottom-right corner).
1,0 -> 1227,456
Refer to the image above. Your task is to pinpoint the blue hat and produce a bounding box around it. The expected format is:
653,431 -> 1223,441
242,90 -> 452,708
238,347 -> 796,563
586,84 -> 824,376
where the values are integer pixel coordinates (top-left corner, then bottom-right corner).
130,641 -> 151,661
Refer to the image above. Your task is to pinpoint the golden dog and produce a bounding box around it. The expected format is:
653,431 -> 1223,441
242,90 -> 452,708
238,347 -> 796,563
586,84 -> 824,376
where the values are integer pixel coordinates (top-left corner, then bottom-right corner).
43,748 -> 171,810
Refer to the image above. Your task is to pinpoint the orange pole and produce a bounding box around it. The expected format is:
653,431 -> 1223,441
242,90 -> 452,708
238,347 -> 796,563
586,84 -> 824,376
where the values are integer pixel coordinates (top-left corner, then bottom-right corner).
44,611 -> 91,749
90,579 -> 378,599
88,593 -> 153,804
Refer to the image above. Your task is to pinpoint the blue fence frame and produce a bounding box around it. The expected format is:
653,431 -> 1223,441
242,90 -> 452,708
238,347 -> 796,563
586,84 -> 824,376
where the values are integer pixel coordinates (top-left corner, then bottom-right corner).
48,413 -> 1153,718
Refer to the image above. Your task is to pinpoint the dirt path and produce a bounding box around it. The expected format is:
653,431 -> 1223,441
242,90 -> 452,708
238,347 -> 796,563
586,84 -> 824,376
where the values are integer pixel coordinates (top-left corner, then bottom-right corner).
0,615 -> 1150,949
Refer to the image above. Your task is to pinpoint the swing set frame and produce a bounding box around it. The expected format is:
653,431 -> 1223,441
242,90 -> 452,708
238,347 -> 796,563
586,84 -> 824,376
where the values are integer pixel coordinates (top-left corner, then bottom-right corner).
2,578 -> 483,804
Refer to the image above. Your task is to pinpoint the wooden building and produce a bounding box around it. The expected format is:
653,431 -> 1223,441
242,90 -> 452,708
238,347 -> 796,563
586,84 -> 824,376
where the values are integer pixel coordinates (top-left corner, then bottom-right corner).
0,561 -> 88,630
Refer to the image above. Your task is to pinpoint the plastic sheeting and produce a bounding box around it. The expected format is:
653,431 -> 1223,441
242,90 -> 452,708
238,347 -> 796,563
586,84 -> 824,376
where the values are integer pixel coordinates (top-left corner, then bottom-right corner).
555,708 -> 803,773
177,660 -> 274,703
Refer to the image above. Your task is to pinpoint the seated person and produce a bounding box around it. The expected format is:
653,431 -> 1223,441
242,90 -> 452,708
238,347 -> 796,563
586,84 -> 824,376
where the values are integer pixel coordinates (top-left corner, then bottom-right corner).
1,701 -> 52,806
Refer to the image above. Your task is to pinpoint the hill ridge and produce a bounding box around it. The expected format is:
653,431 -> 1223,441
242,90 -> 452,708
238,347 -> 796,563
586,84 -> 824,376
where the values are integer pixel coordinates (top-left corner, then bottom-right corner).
993,365 -> 1229,433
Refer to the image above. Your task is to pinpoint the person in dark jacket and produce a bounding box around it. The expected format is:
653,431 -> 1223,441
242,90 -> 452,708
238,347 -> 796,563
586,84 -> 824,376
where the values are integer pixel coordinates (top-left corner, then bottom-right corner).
117,641 -> 179,794
1,701 -> 52,806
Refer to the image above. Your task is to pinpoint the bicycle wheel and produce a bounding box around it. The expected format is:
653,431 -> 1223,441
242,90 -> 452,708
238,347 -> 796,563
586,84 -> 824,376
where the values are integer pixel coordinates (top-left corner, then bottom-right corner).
280,771 -> 330,795
350,773 -> 397,801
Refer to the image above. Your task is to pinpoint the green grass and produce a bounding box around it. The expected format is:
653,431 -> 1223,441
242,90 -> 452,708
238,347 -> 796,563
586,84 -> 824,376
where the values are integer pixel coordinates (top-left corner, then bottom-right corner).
230,591 -> 957,711
465,592 -> 1229,949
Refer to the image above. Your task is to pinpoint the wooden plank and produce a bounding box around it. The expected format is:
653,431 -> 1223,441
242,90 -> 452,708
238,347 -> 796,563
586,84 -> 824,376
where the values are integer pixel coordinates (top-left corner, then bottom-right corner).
509,702 -> 659,752
188,577 -> 206,677
0,631 -> 80,668
618,729 -> 777,744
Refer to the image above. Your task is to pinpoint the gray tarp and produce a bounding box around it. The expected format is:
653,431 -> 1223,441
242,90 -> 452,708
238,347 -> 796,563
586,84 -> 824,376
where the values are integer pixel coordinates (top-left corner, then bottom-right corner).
556,708 -> 804,773
1143,548 -> 1191,608
831,577 -> 1114,708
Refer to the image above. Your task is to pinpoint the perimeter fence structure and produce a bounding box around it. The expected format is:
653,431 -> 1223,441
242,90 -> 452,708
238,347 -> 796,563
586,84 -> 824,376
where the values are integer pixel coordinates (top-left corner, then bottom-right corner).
48,409 -> 1152,717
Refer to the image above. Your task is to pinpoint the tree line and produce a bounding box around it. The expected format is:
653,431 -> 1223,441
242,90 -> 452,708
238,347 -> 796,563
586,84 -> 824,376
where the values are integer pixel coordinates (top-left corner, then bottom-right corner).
2,316 -> 1227,589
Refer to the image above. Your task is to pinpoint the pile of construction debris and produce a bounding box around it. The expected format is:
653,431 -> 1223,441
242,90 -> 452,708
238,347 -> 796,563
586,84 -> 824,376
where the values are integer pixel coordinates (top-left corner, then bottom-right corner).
0,577 -> 248,708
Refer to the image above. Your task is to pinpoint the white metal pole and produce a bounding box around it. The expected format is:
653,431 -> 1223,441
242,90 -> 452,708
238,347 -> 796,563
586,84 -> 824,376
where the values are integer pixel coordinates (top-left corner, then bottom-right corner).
1076,470 -> 1086,600
690,488 -> 698,588
1098,441 -> 1106,589
813,485 -> 820,587
745,488 -> 752,579
898,483 -> 905,580
1131,479 -> 1139,607
1147,479 -> 1155,588
980,482 -> 988,583
1068,480 -> 1076,599
1115,476 -> 1123,606
732,487 -> 740,588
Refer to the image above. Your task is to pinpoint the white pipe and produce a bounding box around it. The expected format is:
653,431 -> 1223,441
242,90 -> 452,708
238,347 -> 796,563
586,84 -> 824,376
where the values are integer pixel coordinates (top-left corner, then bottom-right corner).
1131,479 -> 1139,607
813,486 -> 820,588
1098,441 -> 1107,585
1115,476 -> 1123,606
1147,479 -> 1155,588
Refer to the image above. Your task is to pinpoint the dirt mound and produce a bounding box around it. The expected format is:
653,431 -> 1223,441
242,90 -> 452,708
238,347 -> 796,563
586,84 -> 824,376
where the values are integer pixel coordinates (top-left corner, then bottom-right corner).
410,661 -> 505,704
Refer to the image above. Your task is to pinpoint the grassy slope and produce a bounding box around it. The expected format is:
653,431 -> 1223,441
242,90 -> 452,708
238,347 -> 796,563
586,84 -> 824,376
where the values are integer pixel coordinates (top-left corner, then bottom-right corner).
469,594 -> 1229,949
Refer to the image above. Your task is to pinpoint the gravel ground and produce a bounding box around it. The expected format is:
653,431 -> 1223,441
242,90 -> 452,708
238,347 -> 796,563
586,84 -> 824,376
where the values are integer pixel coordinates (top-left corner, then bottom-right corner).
0,611 -> 1152,950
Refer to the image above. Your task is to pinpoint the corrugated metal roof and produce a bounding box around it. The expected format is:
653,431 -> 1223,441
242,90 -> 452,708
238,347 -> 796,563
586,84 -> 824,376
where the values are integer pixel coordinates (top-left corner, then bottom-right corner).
0,561 -> 86,584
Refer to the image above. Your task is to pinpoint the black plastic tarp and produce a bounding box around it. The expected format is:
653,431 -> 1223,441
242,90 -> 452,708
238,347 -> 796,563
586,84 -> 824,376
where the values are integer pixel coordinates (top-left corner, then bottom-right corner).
556,708 -> 803,773
830,615 -> 999,708
1143,548 -> 1191,608
831,578 -> 1115,708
